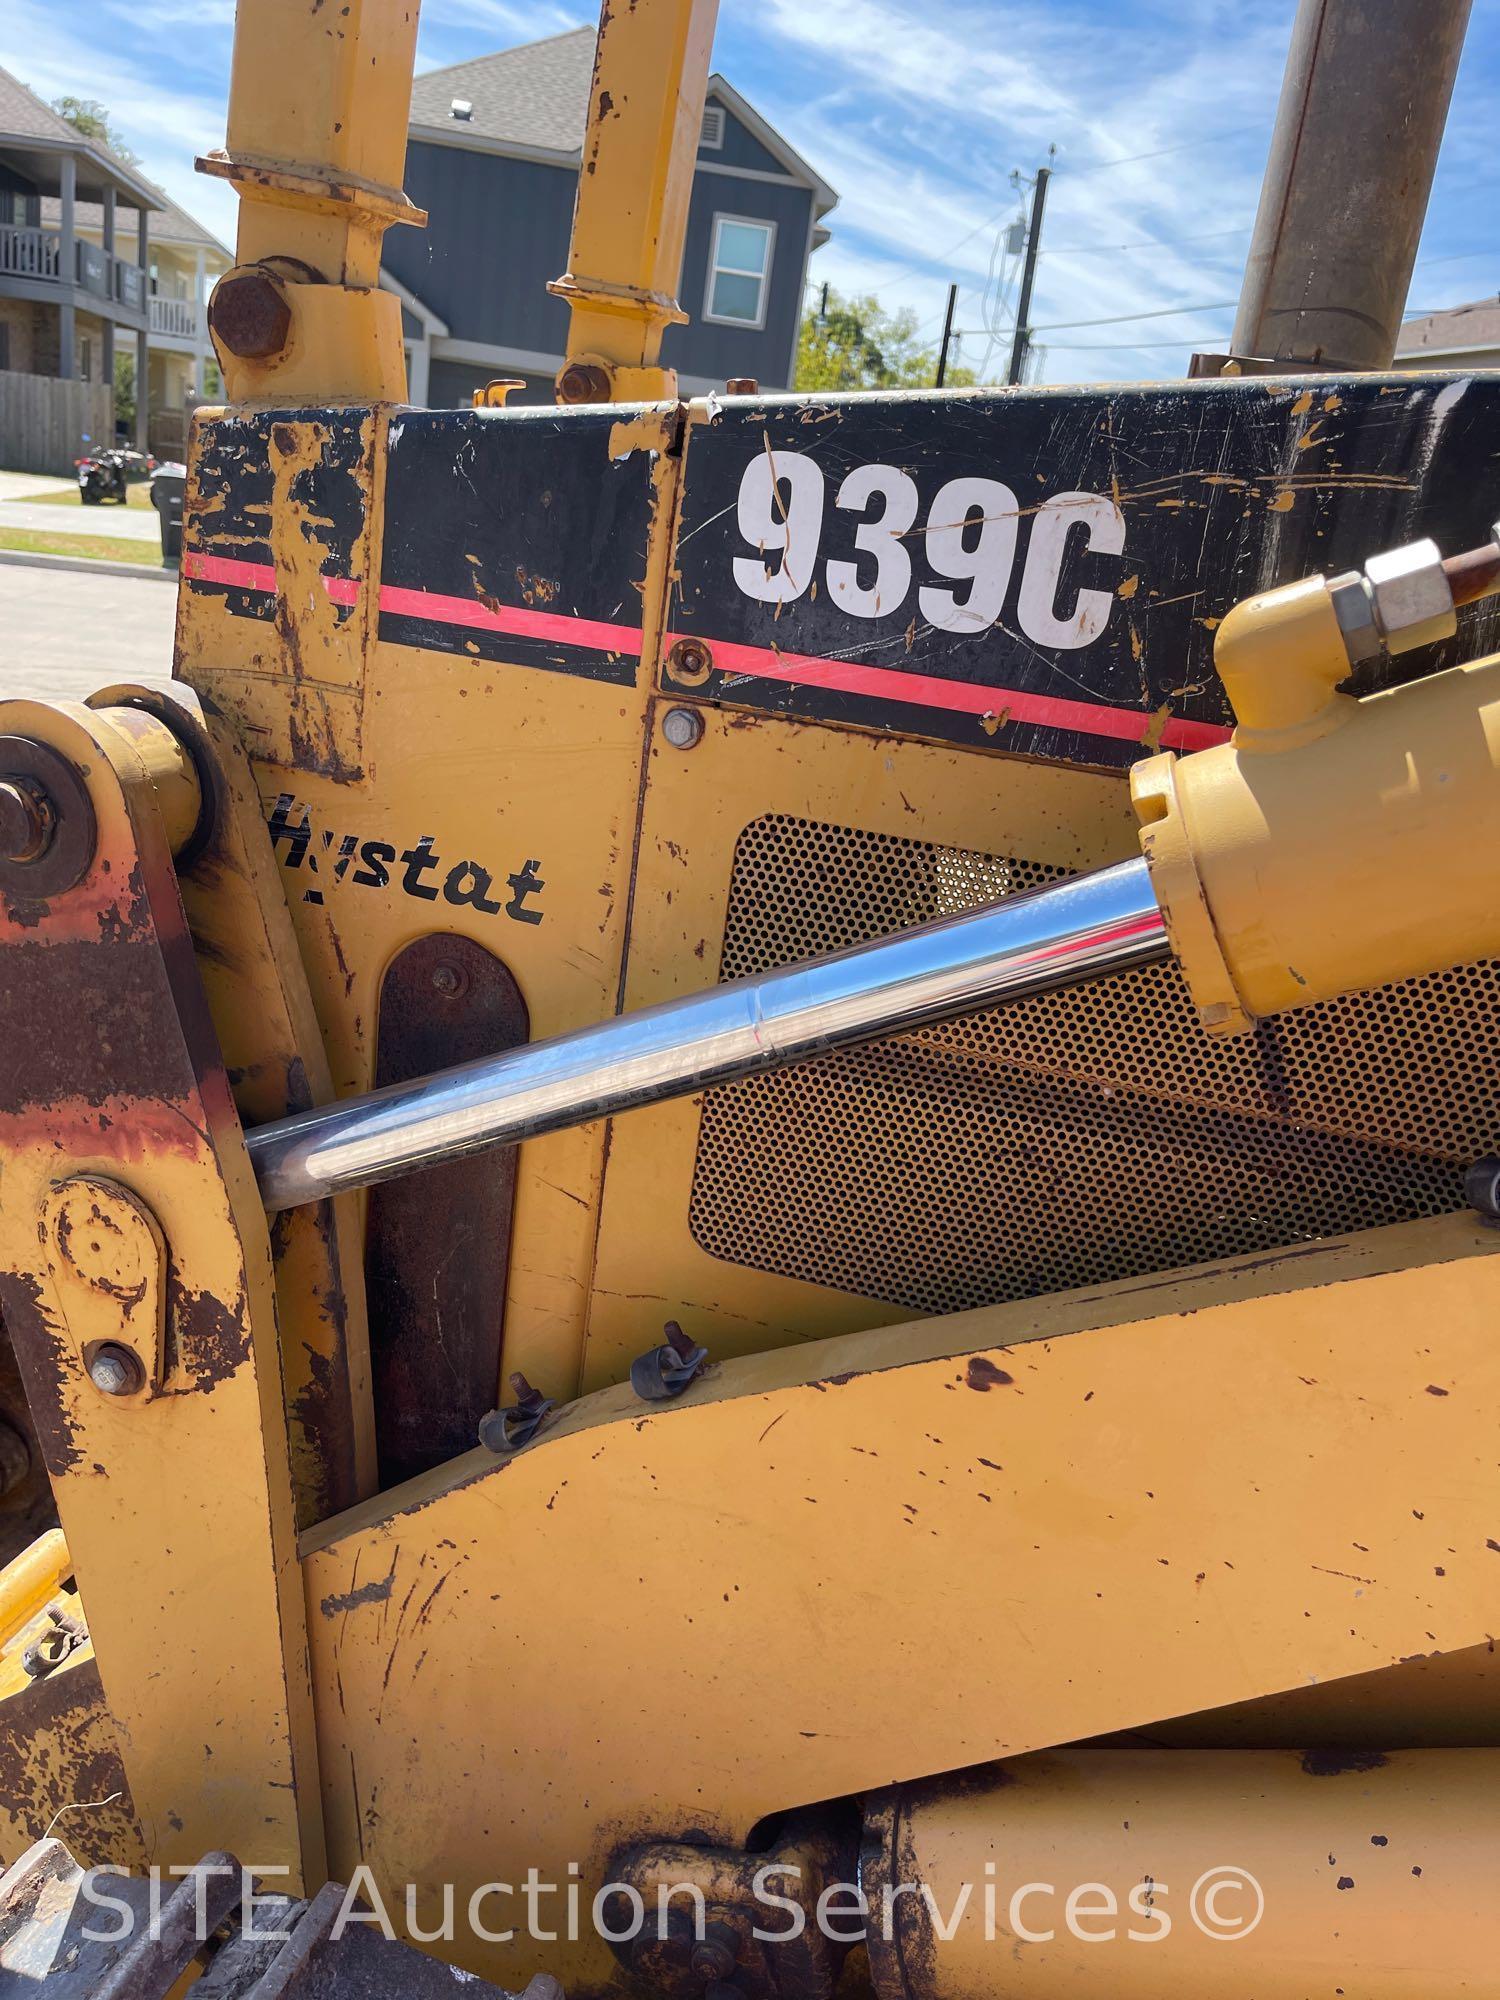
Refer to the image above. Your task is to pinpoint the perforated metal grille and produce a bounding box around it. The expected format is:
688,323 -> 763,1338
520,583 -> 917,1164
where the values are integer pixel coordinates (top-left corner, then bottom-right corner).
688,813 -> 1500,1315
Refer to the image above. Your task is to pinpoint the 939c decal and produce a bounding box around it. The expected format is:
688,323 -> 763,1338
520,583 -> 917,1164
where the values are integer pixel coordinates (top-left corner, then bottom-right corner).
669,380 -> 1500,770
732,449 -> 1125,652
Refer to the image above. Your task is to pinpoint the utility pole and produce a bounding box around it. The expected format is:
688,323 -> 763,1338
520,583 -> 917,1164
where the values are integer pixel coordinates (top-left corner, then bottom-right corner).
1007,164 -> 1050,386
935,283 -> 959,388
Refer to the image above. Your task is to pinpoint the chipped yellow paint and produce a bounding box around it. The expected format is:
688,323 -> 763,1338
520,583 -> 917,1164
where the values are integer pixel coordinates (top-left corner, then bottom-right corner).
304,1214 -> 1500,1993
608,408 -> 680,461
1117,572 -> 1141,599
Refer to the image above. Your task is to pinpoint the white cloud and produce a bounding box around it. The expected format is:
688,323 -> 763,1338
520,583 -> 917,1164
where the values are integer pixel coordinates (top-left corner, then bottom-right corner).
13,0 -> 1499,385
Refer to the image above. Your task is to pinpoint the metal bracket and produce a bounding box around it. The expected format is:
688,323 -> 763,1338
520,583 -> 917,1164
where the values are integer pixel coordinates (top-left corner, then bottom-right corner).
478,1373 -> 556,1454
629,1321 -> 708,1402
40,1180 -> 167,1407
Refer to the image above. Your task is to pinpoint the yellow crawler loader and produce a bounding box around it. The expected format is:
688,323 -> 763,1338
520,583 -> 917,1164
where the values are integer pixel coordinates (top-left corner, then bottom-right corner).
0,0 -> 1498,1992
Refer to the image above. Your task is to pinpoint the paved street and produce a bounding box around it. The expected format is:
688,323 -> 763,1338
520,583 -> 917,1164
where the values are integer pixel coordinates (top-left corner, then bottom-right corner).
0,562 -> 176,701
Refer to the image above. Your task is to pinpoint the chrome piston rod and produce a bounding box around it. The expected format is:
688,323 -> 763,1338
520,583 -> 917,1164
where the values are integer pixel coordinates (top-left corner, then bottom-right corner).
248,856 -> 1168,1211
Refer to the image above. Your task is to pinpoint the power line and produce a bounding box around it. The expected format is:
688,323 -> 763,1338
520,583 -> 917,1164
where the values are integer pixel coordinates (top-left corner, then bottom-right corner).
1046,334 -> 1231,350
1057,124 -> 1263,176
1031,300 -> 1238,332
1042,225 -> 1251,258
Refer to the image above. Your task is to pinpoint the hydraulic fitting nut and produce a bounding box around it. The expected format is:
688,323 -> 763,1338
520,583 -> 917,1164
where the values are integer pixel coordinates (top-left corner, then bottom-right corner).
1328,539 -> 1455,664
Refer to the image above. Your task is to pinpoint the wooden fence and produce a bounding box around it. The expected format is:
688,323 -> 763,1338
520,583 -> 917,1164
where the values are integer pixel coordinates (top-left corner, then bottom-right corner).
0,371 -> 114,477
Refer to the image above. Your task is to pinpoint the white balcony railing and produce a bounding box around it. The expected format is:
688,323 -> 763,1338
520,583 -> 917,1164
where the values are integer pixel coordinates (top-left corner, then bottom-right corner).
0,224 -> 62,282
149,295 -> 205,340
1,227 -> 154,320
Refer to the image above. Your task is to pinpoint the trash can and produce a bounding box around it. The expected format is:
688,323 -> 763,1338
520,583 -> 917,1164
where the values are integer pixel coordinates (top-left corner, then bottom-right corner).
151,463 -> 186,568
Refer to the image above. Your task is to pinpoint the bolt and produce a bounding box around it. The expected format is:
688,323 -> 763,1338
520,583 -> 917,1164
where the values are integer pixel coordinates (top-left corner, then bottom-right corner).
662,706 -> 704,750
88,1343 -> 144,1398
208,270 -> 292,361
431,962 -> 466,998
691,1943 -> 736,1982
663,1320 -> 696,1360
0,779 -> 54,864
691,1924 -> 741,1985
556,361 -> 612,405
666,636 -> 713,687
508,1370 -> 546,1412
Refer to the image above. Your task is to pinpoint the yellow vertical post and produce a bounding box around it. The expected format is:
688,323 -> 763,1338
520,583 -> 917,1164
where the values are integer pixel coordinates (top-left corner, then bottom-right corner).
550,0 -> 722,404
197,0 -> 427,406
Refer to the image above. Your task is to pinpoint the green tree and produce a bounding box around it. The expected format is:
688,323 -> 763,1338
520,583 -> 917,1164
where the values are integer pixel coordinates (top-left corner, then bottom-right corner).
113,352 -> 136,431
796,287 -> 976,392
51,97 -> 141,166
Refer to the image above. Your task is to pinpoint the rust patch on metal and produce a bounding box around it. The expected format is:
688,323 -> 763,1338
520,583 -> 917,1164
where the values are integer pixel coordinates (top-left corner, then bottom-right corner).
366,933 -> 530,1483
170,1276 -> 252,1392
0,1655 -> 142,1868
320,1566 -> 397,1619
965,1356 -> 1015,1391
1300,1749 -> 1390,1777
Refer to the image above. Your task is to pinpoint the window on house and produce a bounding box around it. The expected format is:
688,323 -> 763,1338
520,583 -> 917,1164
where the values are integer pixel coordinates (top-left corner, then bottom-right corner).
705,215 -> 774,328
0,326 -> 10,372
700,104 -> 725,149
78,336 -> 92,382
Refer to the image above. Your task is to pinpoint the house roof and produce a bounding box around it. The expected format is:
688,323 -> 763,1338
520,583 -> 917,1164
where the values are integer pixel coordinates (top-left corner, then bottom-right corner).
410,26 -> 598,156
409,27 -> 836,213
1396,296 -> 1500,359
39,185 -> 232,260
0,64 -> 78,144
0,63 -> 161,207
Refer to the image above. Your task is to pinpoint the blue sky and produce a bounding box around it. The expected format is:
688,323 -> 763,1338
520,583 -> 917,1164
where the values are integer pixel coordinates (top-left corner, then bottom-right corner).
5,0 -> 1497,382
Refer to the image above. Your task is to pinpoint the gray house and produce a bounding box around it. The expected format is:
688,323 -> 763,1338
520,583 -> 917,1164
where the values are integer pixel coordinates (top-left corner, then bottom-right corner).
0,66 -> 159,462
384,28 -> 836,405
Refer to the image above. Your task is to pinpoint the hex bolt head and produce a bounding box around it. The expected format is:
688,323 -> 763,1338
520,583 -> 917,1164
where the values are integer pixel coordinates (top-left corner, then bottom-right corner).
87,1343 -> 144,1398
556,361 -> 612,405
208,270 -> 293,361
0,779 -> 54,864
662,706 -> 705,750
431,962 -> 465,998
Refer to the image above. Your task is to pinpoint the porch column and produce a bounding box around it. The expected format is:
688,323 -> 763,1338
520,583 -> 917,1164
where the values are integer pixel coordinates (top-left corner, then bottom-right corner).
193,243 -> 208,389
57,153 -> 76,381
100,187 -> 116,394
136,204 -> 150,452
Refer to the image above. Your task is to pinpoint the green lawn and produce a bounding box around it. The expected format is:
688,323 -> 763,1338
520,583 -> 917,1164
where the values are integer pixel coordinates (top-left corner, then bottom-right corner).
25,479 -> 157,512
0,527 -> 165,568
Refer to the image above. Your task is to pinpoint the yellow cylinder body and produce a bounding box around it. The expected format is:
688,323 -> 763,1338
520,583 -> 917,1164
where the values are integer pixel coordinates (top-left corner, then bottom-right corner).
863,1749 -> 1500,2000
1134,644 -> 1500,1032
